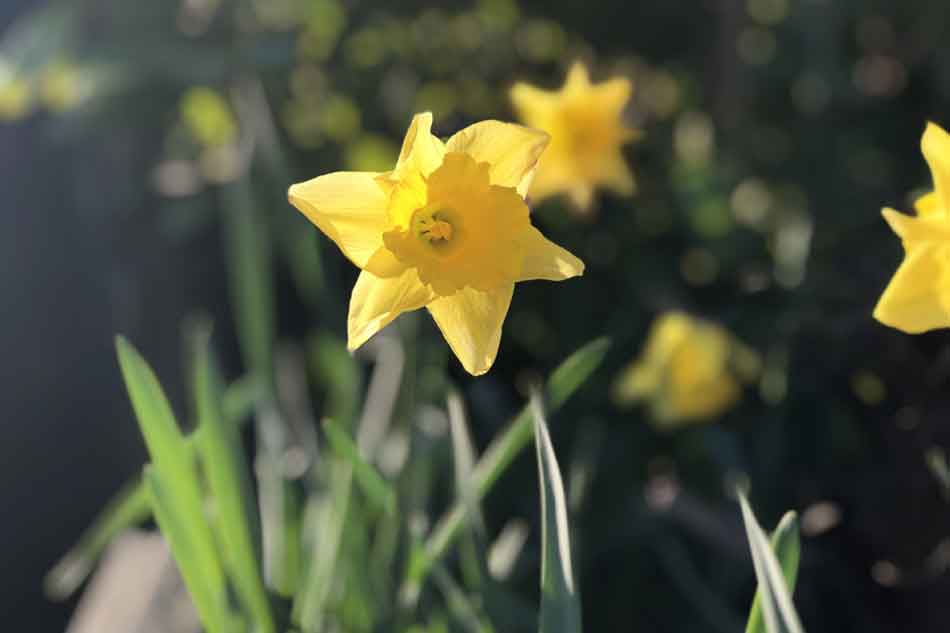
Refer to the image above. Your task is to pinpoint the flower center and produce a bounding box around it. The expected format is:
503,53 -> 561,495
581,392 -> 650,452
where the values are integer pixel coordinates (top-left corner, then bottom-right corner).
412,204 -> 458,252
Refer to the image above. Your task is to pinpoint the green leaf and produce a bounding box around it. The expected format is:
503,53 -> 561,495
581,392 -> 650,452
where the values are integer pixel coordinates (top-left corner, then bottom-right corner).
745,512 -> 801,633
292,460 -> 352,631
309,333 -> 362,427
432,564 -> 495,633
44,476 -> 151,600
115,336 -> 230,630
403,337 -> 610,597
531,392 -> 581,633
447,389 -> 483,531
46,370 -> 261,598
323,417 -> 397,515
145,467 -> 237,633
739,493 -> 806,633
221,179 -> 276,382
192,324 -> 275,633
256,401 -> 304,598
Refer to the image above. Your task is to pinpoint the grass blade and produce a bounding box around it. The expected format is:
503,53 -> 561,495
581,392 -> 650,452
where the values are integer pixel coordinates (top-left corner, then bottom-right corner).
739,493 -> 806,633
255,400 -> 303,597
144,466 -> 236,633
292,461 -> 352,632
115,336 -> 230,630
46,370 -> 260,598
403,337 -> 610,598
745,512 -> 801,633
323,417 -> 397,515
447,389 -> 483,532
44,476 -> 150,600
192,325 -> 275,633
221,178 -> 275,382
531,392 -> 581,633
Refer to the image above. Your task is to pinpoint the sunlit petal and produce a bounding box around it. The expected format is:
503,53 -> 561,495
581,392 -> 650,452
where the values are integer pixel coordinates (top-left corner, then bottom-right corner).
922,122 -> 950,215
348,268 -> 434,351
288,171 -> 389,269
394,112 -> 446,179
445,120 -> 549,197
427,284 -> 515,375
873,242 -> 950,333
518,226 -> 584,282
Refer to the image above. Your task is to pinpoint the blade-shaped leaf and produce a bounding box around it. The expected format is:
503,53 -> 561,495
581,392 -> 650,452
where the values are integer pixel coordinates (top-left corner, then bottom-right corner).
44,476 -> 150,600
255,400 -> 303,598
192,324 -> 274,633
144,466 -> 236,633
221,178 -> 275,382
745,512 -> 801,633
531,392 -> 580,633
46,370 -> 260,598
323,417 -> 397,515
739,493 -> 806,633
403,338 -> 610,599
447,389 -> 483,531
115,336 -> 229,627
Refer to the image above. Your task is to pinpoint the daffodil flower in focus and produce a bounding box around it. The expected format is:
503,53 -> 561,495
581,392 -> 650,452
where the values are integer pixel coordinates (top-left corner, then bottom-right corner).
612,312 -> 760,429
510,61 -> 639,211
288,112 -> 585,375
874,122 -> 950,333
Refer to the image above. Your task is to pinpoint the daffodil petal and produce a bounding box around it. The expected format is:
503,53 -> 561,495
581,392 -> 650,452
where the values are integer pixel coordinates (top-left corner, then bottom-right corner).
594,78 -> 633,114
882,207 -> 950,244
568,184 -> 594,211
394,112 -> 445,179
348,269 -> 434,351
601,152 -> 636,195
564,61 -> 591,92
288,171 -> 389,269
510,82 -> 558,123
914,191 -> 939,217
427,284 -> 514,375
445,120 -> 549,197
922,122 -> 950,214
518,226 -> 584,281
873,242 -> 950,333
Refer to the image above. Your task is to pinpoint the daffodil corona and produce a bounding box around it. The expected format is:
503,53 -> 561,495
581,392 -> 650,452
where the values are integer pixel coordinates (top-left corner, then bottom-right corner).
510,61 -> 638,210
288,113 -> 584,375
874,123 -> 950,333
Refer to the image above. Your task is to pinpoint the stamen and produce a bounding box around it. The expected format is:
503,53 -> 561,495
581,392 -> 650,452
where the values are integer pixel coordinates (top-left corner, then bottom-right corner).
424,219 -> 453,241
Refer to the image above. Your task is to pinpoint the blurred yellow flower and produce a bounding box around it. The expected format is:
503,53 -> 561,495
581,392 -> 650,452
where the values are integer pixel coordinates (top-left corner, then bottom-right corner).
40,60 -> 82,113
181,86 -> 238,148
874,123 -> 950,333
0,77 -> 31,121
288,112 -> 584,375
510,61 -> 638,211
613,312 -> 760,428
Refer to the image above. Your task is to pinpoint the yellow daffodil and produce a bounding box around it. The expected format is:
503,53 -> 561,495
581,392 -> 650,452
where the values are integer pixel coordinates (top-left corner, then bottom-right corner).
874,122 -> 950,333
0,77 -> 31,121
510,61 -> 638,211
288,112 -> 584,375
612,312 -> 760,428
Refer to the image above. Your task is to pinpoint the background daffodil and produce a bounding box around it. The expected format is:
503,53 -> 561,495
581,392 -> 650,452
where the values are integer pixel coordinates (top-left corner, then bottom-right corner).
510,61 -> 639,211
612,312 -> 760,428
874,122 -> 950,333
288,112 -> 584,375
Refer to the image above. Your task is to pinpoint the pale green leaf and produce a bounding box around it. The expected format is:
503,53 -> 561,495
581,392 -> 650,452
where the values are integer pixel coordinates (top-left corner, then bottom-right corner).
739,493 -> 806,633
745,512 -> 801,633
531,392 -> 580,633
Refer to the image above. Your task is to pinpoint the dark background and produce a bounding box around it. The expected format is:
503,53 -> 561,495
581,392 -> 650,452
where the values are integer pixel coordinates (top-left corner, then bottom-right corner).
4,0 -> 950,631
